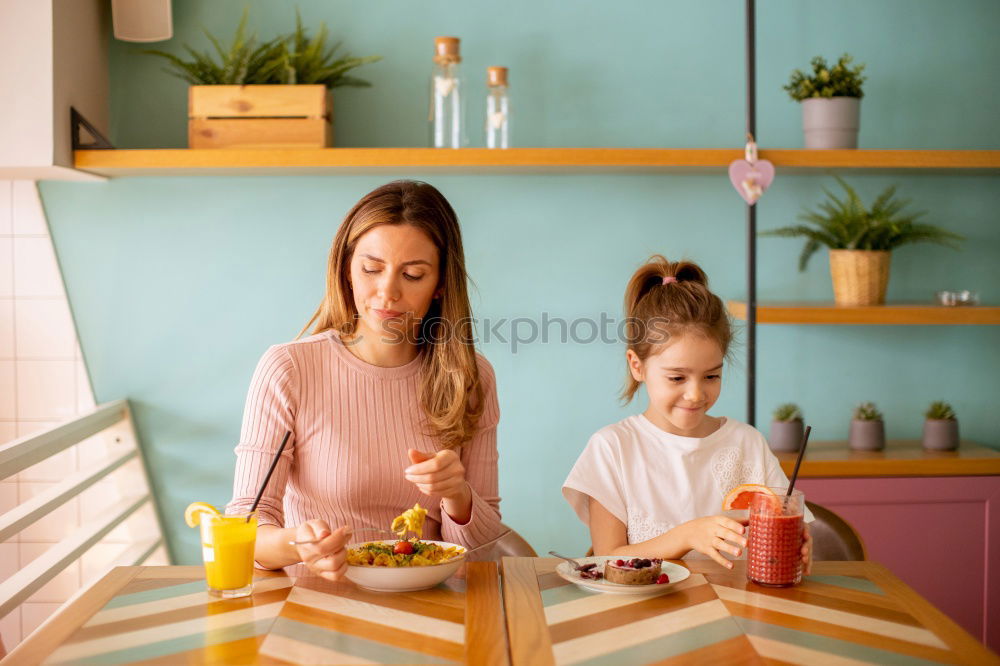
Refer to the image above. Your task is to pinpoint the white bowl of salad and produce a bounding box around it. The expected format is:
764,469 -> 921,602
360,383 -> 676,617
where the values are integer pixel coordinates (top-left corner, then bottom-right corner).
345,538 -> 466,592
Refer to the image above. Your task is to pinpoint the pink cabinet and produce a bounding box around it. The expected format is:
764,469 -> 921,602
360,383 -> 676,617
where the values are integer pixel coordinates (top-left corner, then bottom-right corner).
798,476 -> 1000,652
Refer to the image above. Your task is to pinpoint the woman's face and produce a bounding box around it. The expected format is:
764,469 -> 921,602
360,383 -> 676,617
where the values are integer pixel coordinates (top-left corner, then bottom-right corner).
348,224 -> 441,345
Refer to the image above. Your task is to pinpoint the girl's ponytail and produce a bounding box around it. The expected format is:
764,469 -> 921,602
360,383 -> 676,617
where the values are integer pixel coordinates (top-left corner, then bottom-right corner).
622,255 -> 672,319
673,260 -> 709,286
621,255 -> 732,403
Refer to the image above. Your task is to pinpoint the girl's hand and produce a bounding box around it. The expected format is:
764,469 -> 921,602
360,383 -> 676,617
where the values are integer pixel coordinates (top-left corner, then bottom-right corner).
801,524 -> 813,575
294,520 -> 352,582
676,515 -> 746,569
404,449 -> 470,503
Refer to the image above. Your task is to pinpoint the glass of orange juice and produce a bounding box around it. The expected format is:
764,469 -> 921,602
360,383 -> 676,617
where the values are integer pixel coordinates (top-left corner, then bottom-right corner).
198,510 -> 257,598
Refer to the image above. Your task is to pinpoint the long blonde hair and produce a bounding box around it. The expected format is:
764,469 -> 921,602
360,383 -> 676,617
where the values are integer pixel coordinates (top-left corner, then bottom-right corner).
621,255 -> 733,403
302,181 -> 484,449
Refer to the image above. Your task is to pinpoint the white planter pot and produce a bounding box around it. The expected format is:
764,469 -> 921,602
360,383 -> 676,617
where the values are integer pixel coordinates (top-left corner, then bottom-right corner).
801,97 -> 860,149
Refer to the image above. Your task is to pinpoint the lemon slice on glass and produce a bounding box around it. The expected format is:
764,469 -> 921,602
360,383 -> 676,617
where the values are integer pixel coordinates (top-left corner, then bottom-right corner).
184,501 -> 220,528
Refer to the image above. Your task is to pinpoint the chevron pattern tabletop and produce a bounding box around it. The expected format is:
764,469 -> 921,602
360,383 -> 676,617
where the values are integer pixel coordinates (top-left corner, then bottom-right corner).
7,560 -> 996,664
501,558 -> 999,666
256,562 -> 507,665
7,562 -> 507,665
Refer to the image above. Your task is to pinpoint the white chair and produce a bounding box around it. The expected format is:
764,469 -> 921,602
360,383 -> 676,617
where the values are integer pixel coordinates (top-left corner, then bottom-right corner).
0,400 -> 167,655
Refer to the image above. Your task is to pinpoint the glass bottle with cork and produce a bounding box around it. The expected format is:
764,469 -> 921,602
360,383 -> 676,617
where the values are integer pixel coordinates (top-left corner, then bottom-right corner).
485,66 -> 510,149
430,36 -> 465,148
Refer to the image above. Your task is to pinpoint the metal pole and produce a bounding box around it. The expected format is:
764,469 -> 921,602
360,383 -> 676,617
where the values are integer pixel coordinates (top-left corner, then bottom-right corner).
745,0 -> 757,427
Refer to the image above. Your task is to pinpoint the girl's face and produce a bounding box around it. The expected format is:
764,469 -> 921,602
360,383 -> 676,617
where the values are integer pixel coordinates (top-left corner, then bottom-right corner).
348,224 -> 441,345
627,332 -> 724,437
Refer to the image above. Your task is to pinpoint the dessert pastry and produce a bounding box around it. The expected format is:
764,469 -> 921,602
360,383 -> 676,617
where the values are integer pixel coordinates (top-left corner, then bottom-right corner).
604,557 -> 665,585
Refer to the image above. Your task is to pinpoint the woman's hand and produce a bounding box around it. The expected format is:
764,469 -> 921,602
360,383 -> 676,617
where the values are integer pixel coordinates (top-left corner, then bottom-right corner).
801,524 -> 813,575
675,515 -> 747,569
405,448 -> 472,523
405,449 -> 470,503
294,520 -> 352,582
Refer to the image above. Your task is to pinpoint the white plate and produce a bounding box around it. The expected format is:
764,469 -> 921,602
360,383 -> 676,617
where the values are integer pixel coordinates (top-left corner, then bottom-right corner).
345,540 -> 466,592
555,557 -> 690,595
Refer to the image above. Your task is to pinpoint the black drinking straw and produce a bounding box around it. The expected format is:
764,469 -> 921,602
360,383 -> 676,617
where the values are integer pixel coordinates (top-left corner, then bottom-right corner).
247,430 -> 291,522
786,425 -> 812,497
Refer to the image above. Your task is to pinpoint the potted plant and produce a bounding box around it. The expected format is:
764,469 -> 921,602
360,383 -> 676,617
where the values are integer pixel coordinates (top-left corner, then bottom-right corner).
761,177 -> 963,306
923,401 -> 959,451
146,11 -> 381,148
849,402 -> 885,451
769,403 -> 805,453
784,54 -> 866,149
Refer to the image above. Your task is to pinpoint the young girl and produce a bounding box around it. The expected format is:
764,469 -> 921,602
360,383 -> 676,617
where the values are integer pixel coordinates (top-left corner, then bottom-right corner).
563,256 -> 811,570
227,180 -> 502,581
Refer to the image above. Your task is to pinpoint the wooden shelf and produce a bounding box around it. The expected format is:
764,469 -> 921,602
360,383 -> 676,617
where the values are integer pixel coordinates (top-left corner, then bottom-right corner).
776,440 -> 1000,478
727,301 -> 1000,325
73,148 -> 1000,177
760,149 -> 1000,170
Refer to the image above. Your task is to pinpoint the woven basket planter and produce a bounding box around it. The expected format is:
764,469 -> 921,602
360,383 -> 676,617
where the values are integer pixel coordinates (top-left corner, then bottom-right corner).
829,249 -> 890,306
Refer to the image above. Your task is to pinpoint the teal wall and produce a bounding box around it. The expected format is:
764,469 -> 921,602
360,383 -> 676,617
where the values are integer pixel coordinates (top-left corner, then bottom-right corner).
39,0 -> 1000,563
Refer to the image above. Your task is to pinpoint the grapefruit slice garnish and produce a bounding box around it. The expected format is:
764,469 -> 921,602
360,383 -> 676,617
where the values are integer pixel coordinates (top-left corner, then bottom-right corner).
184,501 -> 220,528
721,484 -> 776,511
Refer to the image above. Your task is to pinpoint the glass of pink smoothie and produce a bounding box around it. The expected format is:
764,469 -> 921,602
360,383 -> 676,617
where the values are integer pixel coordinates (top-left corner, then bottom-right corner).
746,488 -> 804,587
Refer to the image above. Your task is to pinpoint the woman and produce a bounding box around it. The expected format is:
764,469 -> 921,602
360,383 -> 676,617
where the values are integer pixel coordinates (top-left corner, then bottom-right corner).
226,180 -> 502,581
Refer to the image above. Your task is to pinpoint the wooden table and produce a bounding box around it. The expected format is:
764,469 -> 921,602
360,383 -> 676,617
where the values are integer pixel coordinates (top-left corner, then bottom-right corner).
501,558 -> 1000,665
9,560 -> 998,665
6,563 -> 508,665
772,441 -> 1000,650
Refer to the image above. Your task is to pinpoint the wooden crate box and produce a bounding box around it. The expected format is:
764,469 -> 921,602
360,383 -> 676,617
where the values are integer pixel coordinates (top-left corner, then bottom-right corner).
188,85 -> 331,149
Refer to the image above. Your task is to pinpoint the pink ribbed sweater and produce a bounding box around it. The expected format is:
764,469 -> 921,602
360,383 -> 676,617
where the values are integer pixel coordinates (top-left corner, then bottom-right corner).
226,329 -> 502,550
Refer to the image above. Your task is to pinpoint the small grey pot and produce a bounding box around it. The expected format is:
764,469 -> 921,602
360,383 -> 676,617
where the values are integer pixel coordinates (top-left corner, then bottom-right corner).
922,419 -> 959,451
769,420 -> 805,453
849,419 -> 885,451
802,97 -> 860,149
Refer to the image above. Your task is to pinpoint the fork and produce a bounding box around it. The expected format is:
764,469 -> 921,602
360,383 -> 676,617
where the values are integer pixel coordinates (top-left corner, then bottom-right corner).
459,529 -> 513,556
290,528 -> 515,555
548,550 -> 593,571
288,527 -> 396,546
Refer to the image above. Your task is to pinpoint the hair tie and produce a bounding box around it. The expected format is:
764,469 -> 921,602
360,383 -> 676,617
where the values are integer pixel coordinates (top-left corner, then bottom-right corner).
662,276 -> 678,285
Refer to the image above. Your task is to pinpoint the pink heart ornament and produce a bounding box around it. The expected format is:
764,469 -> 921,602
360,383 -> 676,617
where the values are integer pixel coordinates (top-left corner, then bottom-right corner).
728,159 -> 775,205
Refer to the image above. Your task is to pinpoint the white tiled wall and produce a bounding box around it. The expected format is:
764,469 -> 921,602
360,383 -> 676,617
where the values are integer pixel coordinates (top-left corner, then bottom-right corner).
0,180 -> 164,653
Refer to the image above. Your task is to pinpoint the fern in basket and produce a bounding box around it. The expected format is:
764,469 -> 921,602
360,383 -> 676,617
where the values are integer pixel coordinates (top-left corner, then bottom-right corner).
761,177 -> 963,271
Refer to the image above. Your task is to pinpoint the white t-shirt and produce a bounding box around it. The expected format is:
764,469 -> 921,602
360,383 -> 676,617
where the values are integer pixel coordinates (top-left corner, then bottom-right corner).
563,414 -> 811,544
